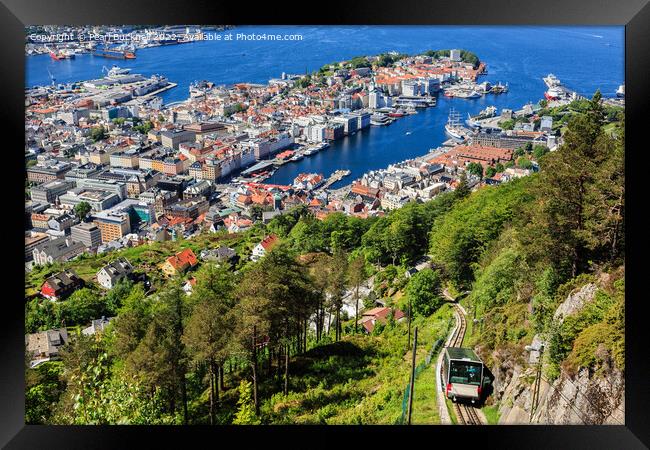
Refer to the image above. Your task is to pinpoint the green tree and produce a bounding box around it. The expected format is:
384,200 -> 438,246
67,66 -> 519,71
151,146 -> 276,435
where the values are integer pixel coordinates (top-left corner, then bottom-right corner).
74,201 -> 92,222
485,166 -> 497,178
533,145 -> 550,161
466,162 -> 484,179
182,263 -> 236,424
348,255 -> 367,334
90,126 -> 107,142
517,157 -> 533,170
404,268 -> 444,316
528,90 -> 621,276
232,380 -> 260,424
61,288 -> 108,326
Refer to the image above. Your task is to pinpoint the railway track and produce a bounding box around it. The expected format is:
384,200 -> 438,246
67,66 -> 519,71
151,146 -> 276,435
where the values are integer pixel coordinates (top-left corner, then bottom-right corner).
442,298 -> 484,426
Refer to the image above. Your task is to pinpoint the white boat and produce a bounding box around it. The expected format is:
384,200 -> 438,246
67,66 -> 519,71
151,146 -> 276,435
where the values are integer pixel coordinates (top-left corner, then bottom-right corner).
445,108 -> 466,142
545,86 -> 564,100
543,74 -> 562,88
370,113 -> 391,126
104,65 -> 131,77
616,84 -> 624,97
454,90 -> 481,99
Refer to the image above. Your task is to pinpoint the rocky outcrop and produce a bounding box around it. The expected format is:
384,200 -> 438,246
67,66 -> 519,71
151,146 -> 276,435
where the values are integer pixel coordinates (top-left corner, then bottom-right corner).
553,283 -> 598,324
494,282 -> 624,425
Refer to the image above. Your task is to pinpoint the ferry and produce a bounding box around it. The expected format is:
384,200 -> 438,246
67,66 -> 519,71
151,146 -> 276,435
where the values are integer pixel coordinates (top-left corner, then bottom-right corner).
616,84 -> 624,97
93,46 -> 136,59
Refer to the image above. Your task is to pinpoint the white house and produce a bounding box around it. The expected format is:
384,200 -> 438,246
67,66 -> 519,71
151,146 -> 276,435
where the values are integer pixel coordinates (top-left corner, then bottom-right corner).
96,257 -> 134,289
250,234 -> 279,261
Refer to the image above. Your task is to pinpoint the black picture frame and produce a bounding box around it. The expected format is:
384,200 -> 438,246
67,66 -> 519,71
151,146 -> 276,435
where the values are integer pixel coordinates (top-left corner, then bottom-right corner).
2,0 -> 648,448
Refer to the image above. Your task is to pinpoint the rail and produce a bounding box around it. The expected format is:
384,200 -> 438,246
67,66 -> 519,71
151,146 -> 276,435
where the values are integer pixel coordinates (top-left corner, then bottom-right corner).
439,292 -> 485,426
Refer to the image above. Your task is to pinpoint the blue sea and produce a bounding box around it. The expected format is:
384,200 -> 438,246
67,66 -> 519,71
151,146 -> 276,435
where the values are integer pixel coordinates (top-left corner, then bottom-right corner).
26,25 -> 624,188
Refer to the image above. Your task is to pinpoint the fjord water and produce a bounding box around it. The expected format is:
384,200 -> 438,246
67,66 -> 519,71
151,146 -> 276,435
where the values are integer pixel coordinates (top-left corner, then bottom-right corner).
26,26 -> 624,188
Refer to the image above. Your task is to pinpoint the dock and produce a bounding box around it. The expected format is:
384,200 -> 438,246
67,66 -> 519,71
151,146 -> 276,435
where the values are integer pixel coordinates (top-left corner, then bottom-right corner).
320,170 -> 351,190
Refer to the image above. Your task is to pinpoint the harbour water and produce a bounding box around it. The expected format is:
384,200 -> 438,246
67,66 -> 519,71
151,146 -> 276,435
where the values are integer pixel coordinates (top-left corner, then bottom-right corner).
26,25 -> 624,189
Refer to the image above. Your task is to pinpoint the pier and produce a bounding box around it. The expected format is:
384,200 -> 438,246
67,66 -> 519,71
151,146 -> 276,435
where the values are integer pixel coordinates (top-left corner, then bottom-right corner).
318,170 -> 351,191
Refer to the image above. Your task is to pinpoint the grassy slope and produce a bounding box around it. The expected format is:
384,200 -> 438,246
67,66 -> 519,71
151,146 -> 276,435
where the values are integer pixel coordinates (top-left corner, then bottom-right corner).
259,304 -> 453,424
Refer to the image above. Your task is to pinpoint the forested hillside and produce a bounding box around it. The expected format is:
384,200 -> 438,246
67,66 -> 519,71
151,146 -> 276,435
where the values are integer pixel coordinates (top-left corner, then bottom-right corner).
26,92 -> 624,425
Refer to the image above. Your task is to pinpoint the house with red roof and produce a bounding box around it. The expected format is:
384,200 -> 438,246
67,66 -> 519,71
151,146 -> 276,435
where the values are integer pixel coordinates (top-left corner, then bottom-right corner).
251,234 -> 279,261
357,307 -> 406,334
160,248 -> 199,277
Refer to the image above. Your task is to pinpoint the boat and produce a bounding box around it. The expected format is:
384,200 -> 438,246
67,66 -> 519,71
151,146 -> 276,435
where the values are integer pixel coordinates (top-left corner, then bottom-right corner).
490,82 -> 509,94
445,108 -> 466,142
616,84 -> 625,97
290,154 -> 304,162
93,46 -> 136,59
104,65 -> 131,77
48,47 -> 74,60
370,113 -> 391,126
454,90 -> 481,99
544,86 -> 564,100
304,149 -> 314,156
388,109 -> 406,118
543,74 -> 562,88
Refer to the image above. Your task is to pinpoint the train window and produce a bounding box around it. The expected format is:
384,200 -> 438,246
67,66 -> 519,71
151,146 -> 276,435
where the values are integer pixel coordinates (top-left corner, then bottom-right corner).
449,361 -> 482,386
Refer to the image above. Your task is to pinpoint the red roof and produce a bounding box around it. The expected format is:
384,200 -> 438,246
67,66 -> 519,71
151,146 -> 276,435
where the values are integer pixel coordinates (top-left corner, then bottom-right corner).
358,307 -> 406,333
165,248 -> 198,271
260,234 -> 279,251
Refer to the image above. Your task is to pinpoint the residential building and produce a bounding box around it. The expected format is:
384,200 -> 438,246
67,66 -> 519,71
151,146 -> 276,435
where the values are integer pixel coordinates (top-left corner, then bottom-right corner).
160,248 -> 198,276
40,269 -> 84,300
32,237 -> 85,266
357,307 -> 406,334
251,234 -> 279,261
97,257 -> 134,289
25,328 -> 69,367
81,317 -> 114,336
